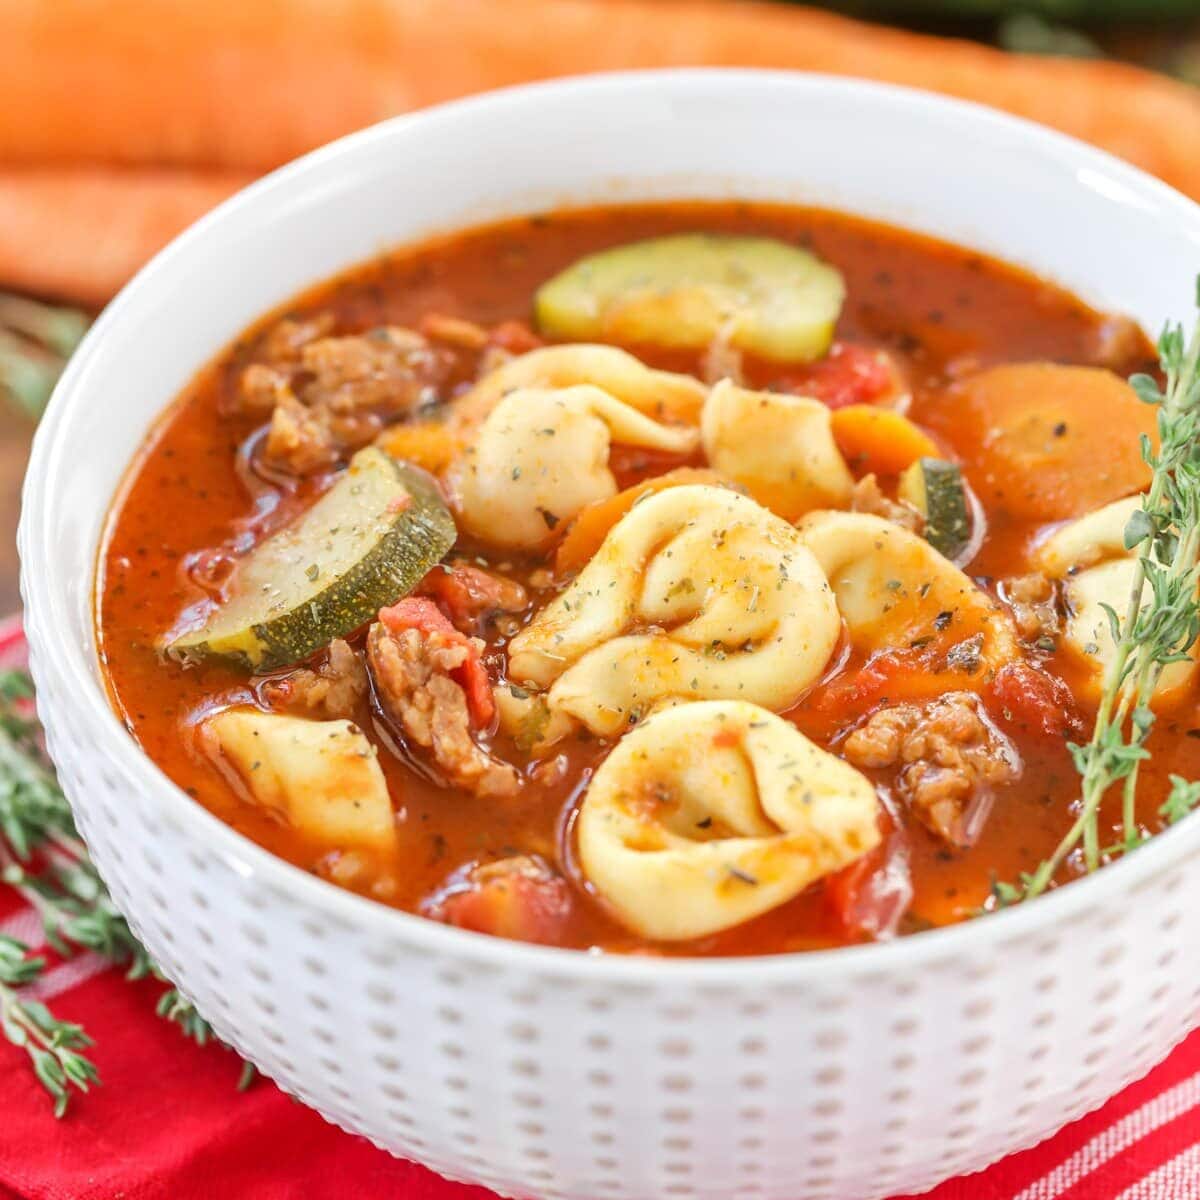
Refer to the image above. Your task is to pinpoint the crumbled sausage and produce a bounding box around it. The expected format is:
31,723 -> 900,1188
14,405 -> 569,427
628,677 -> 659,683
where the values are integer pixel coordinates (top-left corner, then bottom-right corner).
261,313 -> 336,363
843,692 -> 1020,847
299,327 -> 441,416
367,620 -> 521,798
1002,572 -> 1061,644
238,317 -> 453,475
261,638 -> 368,722
851,474 -> 925,534
262,389 -> 341,475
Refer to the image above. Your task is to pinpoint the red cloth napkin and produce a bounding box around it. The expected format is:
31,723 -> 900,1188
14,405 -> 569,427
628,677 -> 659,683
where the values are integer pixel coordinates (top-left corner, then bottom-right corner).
2,619 -> 1198,1200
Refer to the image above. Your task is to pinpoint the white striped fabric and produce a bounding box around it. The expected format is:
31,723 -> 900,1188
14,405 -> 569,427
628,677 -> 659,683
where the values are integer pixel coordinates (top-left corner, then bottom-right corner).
1113,1142 -> 1200,1200
1016,1073 -> 1200,1200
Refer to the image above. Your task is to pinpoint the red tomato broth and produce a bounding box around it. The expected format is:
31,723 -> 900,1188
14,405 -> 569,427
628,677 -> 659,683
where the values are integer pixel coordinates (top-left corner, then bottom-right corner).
96,201 -> 1200,957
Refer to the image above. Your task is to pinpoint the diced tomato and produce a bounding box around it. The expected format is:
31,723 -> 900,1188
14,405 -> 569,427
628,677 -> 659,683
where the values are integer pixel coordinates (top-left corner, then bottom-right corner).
825,810 -> 913,939
488,320 -> 544,356
987,661 -> 1082,740
773,342 -> 898,410
377,597 -> 496,727
417,562 -> 527,631
426,857 -> 573,945
812,644 -> 942,714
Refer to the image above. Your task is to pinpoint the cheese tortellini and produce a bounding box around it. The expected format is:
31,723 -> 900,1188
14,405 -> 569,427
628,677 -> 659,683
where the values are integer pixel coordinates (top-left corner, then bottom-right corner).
449,384 -> 699,550
1034,495 -> 1196,702
199,709 -> 396,853
700,379 -> 854,521
577,700 -> 880,940
449,342 -> 708,431
507,485 -> 840,734
796,510 -> 1020,675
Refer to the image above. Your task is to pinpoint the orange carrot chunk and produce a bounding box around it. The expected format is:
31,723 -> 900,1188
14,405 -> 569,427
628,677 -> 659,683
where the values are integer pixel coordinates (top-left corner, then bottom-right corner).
830,405 -> 941,477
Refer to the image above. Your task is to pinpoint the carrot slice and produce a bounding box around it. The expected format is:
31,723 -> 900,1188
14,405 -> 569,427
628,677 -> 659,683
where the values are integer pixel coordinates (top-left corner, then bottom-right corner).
949,363 -> 1156,522
830,405 -> 940,476
376,419 -> 465,476
553,467 -> 730,577
2,0 -> 1199,209
0,166 -> 247,306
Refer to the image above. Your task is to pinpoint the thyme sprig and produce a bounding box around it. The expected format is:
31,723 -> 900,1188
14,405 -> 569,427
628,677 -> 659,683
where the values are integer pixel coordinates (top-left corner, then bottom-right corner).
1006,284 -> 1200,903
0,668 -> 252,1113
0,934 -> 98,1117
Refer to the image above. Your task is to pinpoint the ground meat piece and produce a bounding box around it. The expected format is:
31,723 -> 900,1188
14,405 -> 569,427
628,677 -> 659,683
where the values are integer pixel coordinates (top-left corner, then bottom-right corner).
1001,572 -> 1061,644
851,474 -> 924,534
239,319 -> 452,476
367,620 -> 521,798
261,313 -> 336,362
261,639 -> 368,721
238,315 -> 337,414
298,327 -> 441,417
262,389 -> 340,475
843,692 -> 1021,847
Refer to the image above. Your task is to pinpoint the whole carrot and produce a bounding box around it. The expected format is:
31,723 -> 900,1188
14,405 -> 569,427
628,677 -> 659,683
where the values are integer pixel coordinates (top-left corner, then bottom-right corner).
0,168 -> 248,305
0,0 -> 1197,199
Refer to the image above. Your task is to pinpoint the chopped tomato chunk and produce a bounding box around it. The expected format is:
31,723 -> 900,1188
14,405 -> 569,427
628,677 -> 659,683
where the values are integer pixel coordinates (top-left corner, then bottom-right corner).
825,809 -> 912,939
774,342 -> 898,410
418,562 -> 527,632
377,597 -> 495,727
425,856 -> 573,945
987,661 -> 1081,739
813,645 -> 935,714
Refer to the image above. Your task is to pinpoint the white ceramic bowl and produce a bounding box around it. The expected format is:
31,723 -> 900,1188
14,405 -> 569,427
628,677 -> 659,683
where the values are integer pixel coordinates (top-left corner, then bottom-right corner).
19,71 -> 1200,1200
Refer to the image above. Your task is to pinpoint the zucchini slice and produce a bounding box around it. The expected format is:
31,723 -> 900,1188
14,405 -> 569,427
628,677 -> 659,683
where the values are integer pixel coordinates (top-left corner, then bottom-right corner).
899,458 -> 971,560
534,234 -> 845,362
168,446 -> 455,671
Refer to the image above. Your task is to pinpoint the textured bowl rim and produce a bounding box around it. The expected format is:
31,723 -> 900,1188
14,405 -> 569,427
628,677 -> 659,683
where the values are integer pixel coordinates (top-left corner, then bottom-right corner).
21,67 -> 1200,983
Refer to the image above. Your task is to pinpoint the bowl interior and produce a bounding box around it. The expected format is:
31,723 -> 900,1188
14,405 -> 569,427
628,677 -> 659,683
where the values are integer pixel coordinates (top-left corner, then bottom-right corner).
21,68 -> 1200,968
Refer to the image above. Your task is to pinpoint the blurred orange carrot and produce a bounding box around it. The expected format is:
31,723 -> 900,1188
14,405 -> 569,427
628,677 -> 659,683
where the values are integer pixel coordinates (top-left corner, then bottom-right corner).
1,0 -> 1198,305
0,168 -> 248,305
0,0 -> 1197,192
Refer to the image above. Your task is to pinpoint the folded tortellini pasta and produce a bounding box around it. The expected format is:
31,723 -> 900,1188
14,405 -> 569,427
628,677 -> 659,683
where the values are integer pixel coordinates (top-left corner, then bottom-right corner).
700,379 -> 854,521
796,510 -> 1020,680
507,484 -> 840,734
1034,495 -> 1196,703
449,342 -> 708,431
448,384 -> 699,550
577,700 -> 880,940
198,708 -> 396,853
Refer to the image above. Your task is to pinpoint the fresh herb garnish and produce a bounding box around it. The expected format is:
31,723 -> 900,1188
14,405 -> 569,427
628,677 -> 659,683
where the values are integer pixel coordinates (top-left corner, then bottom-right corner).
0,294 -> 89,420
0,668 -> 252,1114
1000,283 -> 1200,904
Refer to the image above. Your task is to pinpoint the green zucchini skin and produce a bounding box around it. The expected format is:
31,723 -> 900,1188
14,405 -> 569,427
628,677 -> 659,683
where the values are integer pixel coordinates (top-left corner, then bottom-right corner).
167,447 -> 456,672
899,457 -> 971,561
